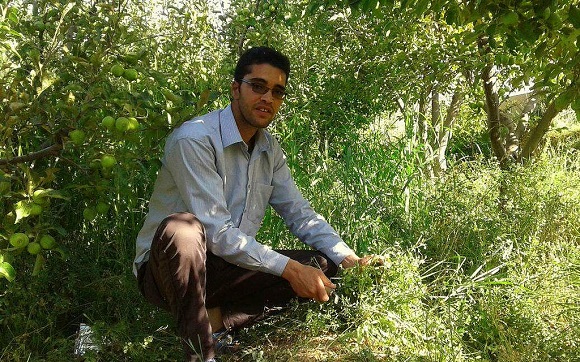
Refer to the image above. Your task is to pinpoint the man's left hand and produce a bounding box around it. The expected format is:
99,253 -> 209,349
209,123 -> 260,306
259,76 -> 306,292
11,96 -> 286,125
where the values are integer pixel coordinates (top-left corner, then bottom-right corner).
340,254 -> 376,269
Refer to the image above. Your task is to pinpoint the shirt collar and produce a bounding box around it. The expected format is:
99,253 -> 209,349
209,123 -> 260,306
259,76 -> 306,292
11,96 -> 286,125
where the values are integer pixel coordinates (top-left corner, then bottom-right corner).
220,105 -> 271,152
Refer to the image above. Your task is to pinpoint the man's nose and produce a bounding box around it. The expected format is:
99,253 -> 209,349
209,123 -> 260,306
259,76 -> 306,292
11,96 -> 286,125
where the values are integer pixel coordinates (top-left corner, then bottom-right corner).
261,89 -> 274,102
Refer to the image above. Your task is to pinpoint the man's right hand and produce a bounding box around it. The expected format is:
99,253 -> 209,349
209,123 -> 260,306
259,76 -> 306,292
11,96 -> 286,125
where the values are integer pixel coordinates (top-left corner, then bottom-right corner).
281,259 -> 335,302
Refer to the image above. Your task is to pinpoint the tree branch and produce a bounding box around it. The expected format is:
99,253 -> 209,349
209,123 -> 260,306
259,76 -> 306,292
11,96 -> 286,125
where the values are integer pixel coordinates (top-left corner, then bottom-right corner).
0,144 -> 63,166
518,101 -> 559,161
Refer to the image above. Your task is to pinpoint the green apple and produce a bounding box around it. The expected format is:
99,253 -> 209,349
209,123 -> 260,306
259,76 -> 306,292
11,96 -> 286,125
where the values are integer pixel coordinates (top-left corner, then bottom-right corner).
101,155 -> 117,169
69,129 -> 86,145
39,235 -> 56,249
127,117 -> 140,131
115,117 -> 130,132
32,189 -> 48,201
33,21 -> 46,31
9,233 -> 29,248
101,116 -> 115,130
123,68 -> 138,81
83,207 -> 97,221
29,203 -> 42,216
27,242 -> 42,255
110,64 -> 125,77
32,190 -> 50,207
96,201 -> 110,214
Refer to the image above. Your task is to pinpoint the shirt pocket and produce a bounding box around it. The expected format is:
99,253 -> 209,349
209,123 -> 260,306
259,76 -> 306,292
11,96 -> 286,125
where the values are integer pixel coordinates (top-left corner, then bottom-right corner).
246,183 -> 274,224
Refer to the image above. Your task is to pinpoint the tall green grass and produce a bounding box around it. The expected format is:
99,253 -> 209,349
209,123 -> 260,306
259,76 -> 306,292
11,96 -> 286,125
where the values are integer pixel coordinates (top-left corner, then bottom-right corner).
242,126 -> 580,361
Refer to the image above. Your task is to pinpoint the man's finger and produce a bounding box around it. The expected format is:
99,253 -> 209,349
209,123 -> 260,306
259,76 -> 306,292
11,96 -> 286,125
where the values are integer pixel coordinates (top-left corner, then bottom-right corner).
358,254 -> 386,267
318,287 -> 330,302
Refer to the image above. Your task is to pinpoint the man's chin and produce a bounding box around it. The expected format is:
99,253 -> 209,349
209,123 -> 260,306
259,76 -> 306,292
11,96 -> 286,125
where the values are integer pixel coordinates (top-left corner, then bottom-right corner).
251,116 -> 274,129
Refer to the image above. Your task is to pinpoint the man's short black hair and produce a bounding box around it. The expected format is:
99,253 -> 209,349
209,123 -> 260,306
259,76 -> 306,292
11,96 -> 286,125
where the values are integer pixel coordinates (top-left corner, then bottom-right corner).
234,46 -> 290,83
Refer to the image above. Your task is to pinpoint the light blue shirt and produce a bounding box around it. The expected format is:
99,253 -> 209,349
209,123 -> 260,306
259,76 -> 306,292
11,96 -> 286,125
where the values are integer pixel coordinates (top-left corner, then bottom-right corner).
134,105 -> 354,276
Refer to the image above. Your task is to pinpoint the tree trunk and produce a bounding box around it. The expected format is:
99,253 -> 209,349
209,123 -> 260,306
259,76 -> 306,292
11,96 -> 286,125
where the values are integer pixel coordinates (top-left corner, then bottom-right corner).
481,63 -> 508,168
518,101 -> 559,161
499,92 -> 538,158
418,86 -> 434,178
431,85 -> 440,128
478,36 -> 508,168
434,90 -> 463,174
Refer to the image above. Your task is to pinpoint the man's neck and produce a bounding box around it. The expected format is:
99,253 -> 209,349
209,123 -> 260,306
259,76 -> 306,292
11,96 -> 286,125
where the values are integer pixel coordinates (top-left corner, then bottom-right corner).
246,133 -> 257,154
231,103 -> 259,145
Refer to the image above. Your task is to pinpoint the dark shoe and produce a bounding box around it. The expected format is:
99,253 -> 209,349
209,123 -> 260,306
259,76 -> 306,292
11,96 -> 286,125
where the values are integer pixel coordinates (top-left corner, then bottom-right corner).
212,330 -> 241,354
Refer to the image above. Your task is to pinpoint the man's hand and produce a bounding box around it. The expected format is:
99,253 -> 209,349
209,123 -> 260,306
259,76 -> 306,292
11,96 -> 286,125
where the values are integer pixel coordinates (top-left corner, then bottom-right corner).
340,254 -> 381,269
281,259 -> 335,302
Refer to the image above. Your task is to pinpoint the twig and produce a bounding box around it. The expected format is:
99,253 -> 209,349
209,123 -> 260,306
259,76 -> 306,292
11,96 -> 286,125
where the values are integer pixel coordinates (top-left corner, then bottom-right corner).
0,143 -> 63,166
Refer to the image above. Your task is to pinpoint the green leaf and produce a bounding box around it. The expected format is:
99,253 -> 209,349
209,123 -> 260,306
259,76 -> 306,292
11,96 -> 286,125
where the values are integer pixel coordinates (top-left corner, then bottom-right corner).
517,21 -> 541,44
14,200 -> 32,223
414,0 -> 430,17
546,12 -> 563,30
535,41 -> 548,58
501,11 -> 519,26
32,254 -> 45,277
360,0 -> 379,12
306,1 -> 320,16
445,8 -> 458,25
0,261 -> 16,282
7,7 -> 19,24
33,188 -> 69,201
569,5 -> 580,29
570,97 -> 580,112
505,35 -> 518,53
554,90 -> 573,111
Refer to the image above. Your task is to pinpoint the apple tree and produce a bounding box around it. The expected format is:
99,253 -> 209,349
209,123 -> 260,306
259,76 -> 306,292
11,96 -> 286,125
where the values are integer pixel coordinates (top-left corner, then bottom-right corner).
0,0 -> 225,282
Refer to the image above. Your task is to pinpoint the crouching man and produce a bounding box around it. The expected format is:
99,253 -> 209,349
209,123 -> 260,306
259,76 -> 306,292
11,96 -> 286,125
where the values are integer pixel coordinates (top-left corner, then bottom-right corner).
134,46 -> 369,362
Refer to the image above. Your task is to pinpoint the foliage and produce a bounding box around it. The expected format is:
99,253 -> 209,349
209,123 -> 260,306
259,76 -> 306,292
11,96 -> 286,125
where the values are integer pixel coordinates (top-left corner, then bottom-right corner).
0,0 -> 226,280
308,0 -> 580,166
1,0 -> 580,361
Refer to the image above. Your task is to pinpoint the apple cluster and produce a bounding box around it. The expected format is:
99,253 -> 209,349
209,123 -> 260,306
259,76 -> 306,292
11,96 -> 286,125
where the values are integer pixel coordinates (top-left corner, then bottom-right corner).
9,233 -> 56,255
110,64 -> 139,82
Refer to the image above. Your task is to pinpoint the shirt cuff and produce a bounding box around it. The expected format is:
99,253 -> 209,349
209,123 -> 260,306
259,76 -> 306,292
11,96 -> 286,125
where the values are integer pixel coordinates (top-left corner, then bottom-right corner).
262,251 -> 291,276
325,241 -> 356,267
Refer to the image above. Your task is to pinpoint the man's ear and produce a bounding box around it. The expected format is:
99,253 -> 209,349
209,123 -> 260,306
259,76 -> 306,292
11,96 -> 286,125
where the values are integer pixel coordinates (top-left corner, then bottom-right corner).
231,80 -> 240,100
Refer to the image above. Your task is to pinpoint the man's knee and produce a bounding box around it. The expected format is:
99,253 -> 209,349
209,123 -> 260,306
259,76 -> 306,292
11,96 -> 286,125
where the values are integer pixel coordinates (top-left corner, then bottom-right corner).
164,212 -> 205,234
152,212 -> 206,254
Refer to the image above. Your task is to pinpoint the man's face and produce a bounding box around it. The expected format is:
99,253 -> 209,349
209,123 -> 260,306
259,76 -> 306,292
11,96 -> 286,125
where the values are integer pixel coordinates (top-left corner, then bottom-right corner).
231,63 -> 287,134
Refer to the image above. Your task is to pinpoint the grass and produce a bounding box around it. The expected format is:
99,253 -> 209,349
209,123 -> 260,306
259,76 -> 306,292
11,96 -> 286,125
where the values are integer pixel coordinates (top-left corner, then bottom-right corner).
1,123 -> 579,361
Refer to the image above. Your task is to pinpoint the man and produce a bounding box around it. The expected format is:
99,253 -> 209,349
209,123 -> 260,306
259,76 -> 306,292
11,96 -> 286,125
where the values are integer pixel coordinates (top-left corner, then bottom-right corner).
134,46 -> 368,362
